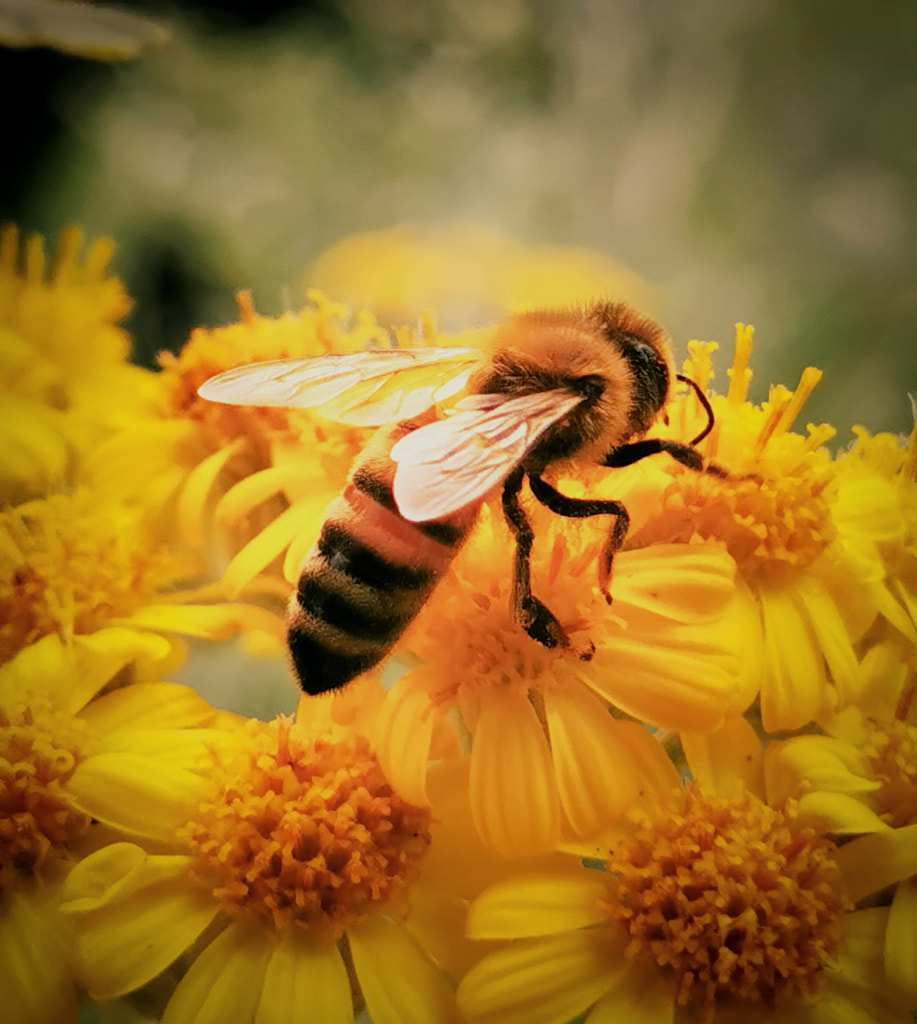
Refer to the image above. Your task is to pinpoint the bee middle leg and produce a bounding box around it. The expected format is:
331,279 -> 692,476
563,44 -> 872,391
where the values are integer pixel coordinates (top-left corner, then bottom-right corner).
502,466 -> 571,650
528,475 -> 629,604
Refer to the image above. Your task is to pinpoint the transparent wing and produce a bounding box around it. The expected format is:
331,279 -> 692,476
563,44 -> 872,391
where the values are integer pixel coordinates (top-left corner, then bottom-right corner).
391,389 -> 584,522
197,347 -> 479,426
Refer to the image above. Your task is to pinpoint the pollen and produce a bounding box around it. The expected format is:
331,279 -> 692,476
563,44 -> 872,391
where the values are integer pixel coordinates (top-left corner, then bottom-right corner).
865,720 -> 917,828
602,788 -> 849,1022
0,692 -> 95,888
630,331 -> 838,581
0,491 -> 181,662
181,717 -> 432,937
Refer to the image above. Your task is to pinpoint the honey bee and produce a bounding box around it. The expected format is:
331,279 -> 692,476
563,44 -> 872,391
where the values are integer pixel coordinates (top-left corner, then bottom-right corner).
198,302 -> 715,695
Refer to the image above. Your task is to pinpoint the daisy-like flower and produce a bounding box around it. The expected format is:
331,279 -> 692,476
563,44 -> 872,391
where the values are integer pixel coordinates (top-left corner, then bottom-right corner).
765,639 -> 917,1002
60,686 -> 511,1024
152,290 -> 384,595
0,486 -> 283,667
457,719 -> 917,1024
605,325 -> 886,732
373,500 -> 759,858
830,418 -> 917,645
0,630 -> 229,1024
0,225 -> 158,502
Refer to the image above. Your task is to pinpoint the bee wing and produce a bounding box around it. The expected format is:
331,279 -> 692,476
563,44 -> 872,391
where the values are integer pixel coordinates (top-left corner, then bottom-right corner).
197,347 -> 480,426
391,389 -> 584,522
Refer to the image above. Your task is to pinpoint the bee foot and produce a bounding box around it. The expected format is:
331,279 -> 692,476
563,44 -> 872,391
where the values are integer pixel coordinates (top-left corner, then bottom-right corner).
577,639 -> 595,661
519,596 -> 570,649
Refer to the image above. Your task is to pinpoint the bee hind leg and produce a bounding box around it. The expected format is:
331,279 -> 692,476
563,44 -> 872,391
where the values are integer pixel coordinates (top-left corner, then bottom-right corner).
528,475 -> 629,605
502,467 -> 570,651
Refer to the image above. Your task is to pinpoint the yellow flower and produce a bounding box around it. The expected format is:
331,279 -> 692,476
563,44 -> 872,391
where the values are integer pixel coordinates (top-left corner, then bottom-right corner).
60,696 -> 502,1024
765,641 -> 917,1003
457,722 -> 916,1024
0,487 -> 283,666
305,222 -> 659,327
155,291 -> 378,595
831,421 -> 917,645
373,502 -> 758,857
607,325 -> 882,732
0,225 -> 158,501
0,631 -> 226,1024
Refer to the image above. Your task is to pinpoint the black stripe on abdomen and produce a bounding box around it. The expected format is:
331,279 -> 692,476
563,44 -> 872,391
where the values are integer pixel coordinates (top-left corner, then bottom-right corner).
351,467 -> 466,546
287,523 -> 441,695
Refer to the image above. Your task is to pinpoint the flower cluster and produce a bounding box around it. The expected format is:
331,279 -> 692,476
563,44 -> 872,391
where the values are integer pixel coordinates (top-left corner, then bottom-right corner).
2,225 -> 915,1024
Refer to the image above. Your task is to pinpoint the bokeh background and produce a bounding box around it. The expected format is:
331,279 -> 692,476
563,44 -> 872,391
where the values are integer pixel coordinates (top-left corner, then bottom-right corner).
4,0 -> 916,437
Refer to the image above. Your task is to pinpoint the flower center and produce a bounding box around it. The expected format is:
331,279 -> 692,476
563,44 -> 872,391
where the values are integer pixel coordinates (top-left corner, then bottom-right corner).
602,788 -> 848,1021
0,693 -> 95,888
182,718 -> 432,936
625,332 -> 838,582
0,492 -> 180,662
866,720 -> 917,828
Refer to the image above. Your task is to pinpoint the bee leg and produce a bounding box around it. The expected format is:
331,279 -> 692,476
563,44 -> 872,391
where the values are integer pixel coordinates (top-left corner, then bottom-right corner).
528,475 -> 629,604
603,438 -> 729,477
502,466 -> 570,650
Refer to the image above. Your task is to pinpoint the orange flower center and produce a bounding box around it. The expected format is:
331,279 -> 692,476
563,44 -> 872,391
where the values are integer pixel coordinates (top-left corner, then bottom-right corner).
623,332 -> 839,583
603,788 -> 848,1022
867,720 -> 917,828
182,718 -> 431,937
0,694 -> 95,889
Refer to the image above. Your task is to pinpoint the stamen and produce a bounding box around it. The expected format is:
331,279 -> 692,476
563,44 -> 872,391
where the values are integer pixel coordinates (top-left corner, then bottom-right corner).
726,325 -> 754,407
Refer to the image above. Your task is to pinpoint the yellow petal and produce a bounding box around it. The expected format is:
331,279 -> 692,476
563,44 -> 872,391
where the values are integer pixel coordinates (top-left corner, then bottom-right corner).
467,869 -> 611,939
215,466 -> 292,524
348,914 -> 459,1024
759,586 -> 827,732
162,919 -> 272,1024
457,929 -> 623,1024
60,843 -> 219,999
255,930 -> 352,1024
402,882 -> 485,980
469,688 -> 560,857
793,576 -> 859,708
0,890 -> 78,1024
589,634 -> 735,733
835,826 -> 917,902
796,791 -> 891,834
118,603 -> 285,641
80,681 -> 215,736
886,877 -> 917,1002
223,505 -> 305,598
178,438 -> 246,547
613,721 -> 682,798
612,543 -> 736,624
66,752 -> 209,841
585,958 -> 673,1024
763,736 -> 878,805
374,672 -> 436,806
544,684 -> 640,836
682,716 -> 764,799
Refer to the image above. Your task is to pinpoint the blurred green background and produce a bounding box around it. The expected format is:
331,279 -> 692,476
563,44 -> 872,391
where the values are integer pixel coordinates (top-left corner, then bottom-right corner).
4,0 -> 916,439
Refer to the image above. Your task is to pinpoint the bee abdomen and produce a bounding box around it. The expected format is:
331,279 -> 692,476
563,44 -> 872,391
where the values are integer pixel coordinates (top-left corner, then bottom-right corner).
287,477 -> 475,695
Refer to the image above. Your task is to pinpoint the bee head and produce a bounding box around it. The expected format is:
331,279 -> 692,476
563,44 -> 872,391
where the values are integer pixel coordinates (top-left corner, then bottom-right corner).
587,302 -> 673,435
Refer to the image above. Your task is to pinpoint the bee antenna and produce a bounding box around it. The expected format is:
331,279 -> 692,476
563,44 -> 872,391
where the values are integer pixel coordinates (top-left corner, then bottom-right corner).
676,374 -> 715,446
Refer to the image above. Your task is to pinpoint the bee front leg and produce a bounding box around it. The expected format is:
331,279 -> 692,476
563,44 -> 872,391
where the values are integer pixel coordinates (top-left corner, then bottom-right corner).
502,466 -> 570,650
603,438 -> 729,477
528,475 -> 629,604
